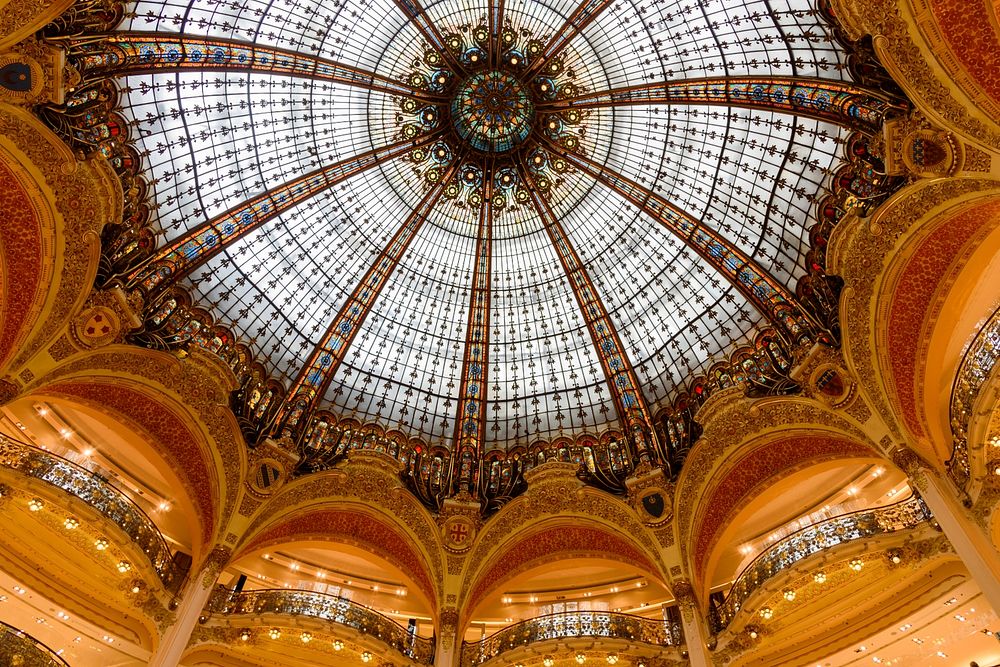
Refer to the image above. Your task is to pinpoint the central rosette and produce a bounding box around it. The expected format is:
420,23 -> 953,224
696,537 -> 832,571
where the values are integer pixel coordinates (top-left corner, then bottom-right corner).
451,70 -> 534,153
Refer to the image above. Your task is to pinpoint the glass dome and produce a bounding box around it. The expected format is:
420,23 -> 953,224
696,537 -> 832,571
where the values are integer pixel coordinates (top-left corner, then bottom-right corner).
99,0 -> 880,455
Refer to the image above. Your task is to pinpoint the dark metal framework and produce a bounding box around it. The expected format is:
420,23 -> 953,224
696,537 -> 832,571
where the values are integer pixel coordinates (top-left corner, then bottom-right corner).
36,0 -> 909,513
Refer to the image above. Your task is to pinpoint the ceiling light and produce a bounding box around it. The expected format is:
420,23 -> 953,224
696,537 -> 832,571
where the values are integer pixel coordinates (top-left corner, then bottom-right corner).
814,572 -> 827,584
783,589 -> 796,601
332,639 -> 343,651
543,658 -> 554,667
300,632 -> 312,643
13,586 -> 25,595
102,635 -> 114,643
576,653 -> 586,664
606,655 -> 619,665
95,537 -> 109,551
361,652 -> 372,663
759,607 -> 773,620
56,611 -> 69,620
28,498 -> 44,511
117,561 -> 131,573
64,517 -> 79,529
239,630 -> 251,641
131,582 -> 142,594
849,559 -> 864,571
268,628 -> 281,640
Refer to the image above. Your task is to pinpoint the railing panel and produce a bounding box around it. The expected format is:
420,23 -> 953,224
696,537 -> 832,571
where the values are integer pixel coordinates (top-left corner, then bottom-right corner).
710,495 -> 932,631
208,588 -> 434,663
0,620 -> 70,666
949,303 -> 1000,488
0,434 -> 181,590
459,609 -> 683,667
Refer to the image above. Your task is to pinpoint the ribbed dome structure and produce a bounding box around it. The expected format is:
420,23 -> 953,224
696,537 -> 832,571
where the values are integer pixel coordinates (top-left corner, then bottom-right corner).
68,0 -> 897,486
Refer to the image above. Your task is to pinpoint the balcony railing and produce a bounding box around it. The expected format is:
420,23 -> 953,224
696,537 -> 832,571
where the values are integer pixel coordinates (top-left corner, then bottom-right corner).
0,619 -> 70,666
710,494 -> 932,631
207,588 -> 434,663
949,303 -> 1000,488
460,609 -> 684,667
0,434 -> 182,591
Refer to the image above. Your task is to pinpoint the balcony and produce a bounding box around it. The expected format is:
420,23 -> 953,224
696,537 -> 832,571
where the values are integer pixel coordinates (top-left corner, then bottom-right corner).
206,588 -> 435,663
0,619 -> 70,667
0,434 -> 183,591
710,494 -> 933,632
949,302 -> 1000,487
460,609 -> 684,667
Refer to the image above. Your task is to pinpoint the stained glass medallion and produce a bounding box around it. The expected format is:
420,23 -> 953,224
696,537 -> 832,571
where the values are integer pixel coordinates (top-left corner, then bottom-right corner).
452,71 -> 534,153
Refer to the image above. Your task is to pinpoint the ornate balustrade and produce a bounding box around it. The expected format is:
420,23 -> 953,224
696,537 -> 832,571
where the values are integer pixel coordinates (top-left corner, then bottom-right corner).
710,495 -> 932,631
207,588 -> 434,663
459,609 -> 684,667
0,619 -> 70,666
0,434 -> 182,591
949,303 -> 1000,488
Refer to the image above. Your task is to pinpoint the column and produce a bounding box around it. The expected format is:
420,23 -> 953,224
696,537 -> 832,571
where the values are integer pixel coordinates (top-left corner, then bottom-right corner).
673,580 -> 712,667
148,546 -> 230,667
894,448 -> 1000,612
433,607 -> 460,667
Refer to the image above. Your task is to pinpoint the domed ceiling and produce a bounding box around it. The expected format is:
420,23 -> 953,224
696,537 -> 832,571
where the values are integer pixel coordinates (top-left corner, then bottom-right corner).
75,0 -> 894,471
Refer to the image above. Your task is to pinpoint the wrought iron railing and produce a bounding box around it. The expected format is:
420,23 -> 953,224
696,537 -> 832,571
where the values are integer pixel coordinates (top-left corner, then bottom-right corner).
207,588 -> 434,663
949,303 -> 1000,488
459,608 -> 684,666
0,434 -> 182,590
710,494 -> 932,631
0,619 -> 70,666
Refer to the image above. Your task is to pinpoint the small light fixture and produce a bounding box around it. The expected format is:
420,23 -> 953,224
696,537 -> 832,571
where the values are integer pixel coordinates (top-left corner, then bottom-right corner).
748,628 -> 759,639
268,628 -> 281,640
543,658 -> 555,667
94,537 -> 109,551
117,561 -> 131,573
814,571 -> 827,584
783,589 -> 796,602
606,654 -> 619,664
130,582 -> 142,594
849,558 -> 864,572
64,517 -> 79,530
332,639 -> 343,651
239,629 -> 251,641
759,607 -> 773,620
300,632 -> 312,643
889,550 -> 902,565
361,652 -> 372,663
576,653 -> 586,664
28,498 -> 44,512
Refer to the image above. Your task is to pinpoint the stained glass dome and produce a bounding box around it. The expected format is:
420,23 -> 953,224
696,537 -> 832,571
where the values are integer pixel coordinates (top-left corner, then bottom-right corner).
71,0 -> 896,483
